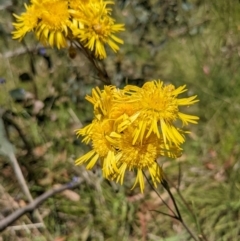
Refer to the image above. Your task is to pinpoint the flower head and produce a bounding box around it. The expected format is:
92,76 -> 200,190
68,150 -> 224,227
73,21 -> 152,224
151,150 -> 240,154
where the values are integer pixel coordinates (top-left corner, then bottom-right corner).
121,80 -> 199,146
12,0 -> 125,56
109,128 -> 181,192
70,0 -> 125,59
85,85 -> 116,120
75,81 -> 199,192
33,0 -> 70,48
76,119 -> 119,177
12,0 -> 71,48
12,4 -> 39,40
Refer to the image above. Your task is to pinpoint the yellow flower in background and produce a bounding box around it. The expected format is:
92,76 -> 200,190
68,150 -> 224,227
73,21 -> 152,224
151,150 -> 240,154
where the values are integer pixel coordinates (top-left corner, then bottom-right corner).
12,4 -> 39,40
12,0 -> 71,49
76,81 -> 198,192
33,0 -> 70,49
12,0 -> 124,56
71,0 -> 125,59
121,80 -> 199,146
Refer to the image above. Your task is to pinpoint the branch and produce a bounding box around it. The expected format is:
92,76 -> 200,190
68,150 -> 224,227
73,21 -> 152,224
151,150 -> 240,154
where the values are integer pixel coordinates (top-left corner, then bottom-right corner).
0,177 -> 83,232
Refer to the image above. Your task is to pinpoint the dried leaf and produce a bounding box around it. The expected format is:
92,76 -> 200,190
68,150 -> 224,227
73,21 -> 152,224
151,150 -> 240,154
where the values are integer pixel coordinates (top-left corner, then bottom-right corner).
54,237 -> 66,241
54,184 -> 80,202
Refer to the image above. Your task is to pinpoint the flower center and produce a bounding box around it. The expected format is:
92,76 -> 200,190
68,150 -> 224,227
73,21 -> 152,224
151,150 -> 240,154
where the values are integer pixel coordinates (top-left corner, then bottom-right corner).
40,1 -> 69,29
93,23 -> 103,34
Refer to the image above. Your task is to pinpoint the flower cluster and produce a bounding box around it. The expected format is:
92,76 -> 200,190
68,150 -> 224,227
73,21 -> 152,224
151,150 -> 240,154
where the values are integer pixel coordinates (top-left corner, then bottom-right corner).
76,80 -> 199,192
12,0 -> 125,59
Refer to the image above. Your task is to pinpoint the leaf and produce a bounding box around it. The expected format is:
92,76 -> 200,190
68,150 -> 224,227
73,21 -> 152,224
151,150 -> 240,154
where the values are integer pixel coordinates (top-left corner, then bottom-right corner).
54,237 -> 66,241
9,88 -> 34,102
53,184 -> 80,202
0,117 -> 15,157
9,88 -> 26,102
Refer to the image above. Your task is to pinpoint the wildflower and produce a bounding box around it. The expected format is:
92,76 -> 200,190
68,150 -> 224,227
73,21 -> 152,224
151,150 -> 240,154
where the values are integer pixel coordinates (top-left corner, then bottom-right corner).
33,0 -> 70,48
120,80 -> 199,146
12,4 -> 39,40
12,0 -> 125,56
85,85 -> 117,120
109,128 -> 181,193
70,0 -> 125,59
12,0 -> 71,49
75,81 -> 198,192
75,119 -> 119,177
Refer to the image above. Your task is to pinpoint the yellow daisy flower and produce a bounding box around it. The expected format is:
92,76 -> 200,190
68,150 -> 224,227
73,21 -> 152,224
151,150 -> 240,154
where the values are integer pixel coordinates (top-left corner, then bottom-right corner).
109,128 -> 180,193
121,80 -> 199,146
70,0 -> 125,59
75,82 -> 198,192
75,119 -> 119,177
85,85 -> 117,120
12,4 -> 39,40
12,0 -> 71,49
33,0 -> 71,49
110,89 -> 140,119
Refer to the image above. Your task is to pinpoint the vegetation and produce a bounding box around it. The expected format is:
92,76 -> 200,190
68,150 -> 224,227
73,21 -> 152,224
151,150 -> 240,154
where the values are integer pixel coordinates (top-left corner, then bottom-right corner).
0,0 -> 240,240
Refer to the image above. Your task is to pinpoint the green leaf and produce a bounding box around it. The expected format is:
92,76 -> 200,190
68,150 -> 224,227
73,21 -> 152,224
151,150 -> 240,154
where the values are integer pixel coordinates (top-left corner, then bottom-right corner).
0,117 -> 15,157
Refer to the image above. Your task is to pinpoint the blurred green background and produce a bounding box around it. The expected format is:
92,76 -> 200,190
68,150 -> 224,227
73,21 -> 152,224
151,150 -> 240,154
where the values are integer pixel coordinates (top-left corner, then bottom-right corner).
0,0 -> 240,240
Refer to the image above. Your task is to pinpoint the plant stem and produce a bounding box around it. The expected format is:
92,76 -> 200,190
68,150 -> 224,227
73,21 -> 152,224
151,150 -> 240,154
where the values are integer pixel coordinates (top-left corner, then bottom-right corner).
166,177 -> 209,241
161,179 -> 199,241
73,41 -> 111,85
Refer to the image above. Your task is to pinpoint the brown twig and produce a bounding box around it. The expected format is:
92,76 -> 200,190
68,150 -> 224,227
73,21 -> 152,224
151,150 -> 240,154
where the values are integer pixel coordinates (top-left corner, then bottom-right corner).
0,177 -> 83,232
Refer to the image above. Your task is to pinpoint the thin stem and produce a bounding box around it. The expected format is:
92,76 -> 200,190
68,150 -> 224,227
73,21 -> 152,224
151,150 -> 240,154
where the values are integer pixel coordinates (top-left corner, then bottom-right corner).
143,172 -> 177,218
161,179 -> 182,221
162,179 -> 199,241
73,41 -> 111,85
166,177 -> 209,241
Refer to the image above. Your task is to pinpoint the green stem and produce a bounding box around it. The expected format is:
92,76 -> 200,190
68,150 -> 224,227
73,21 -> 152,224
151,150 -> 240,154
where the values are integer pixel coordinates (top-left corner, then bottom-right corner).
161,179 -> 199,241
166,176 -> 209,241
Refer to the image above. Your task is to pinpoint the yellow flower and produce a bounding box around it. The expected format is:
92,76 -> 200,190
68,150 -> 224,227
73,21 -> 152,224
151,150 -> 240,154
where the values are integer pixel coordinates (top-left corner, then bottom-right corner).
33,0 -> 70,49
12,0 -> 124,56
110,89 -> 140,119
12,0 -> 71,49
75,82 -> 198,192
121,80 -> 199,146
109,128 -> 180,193
12,4 -> 39,40
85,85 -> 117,120
75,119 -> 119,177
70,0 -> 125,59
